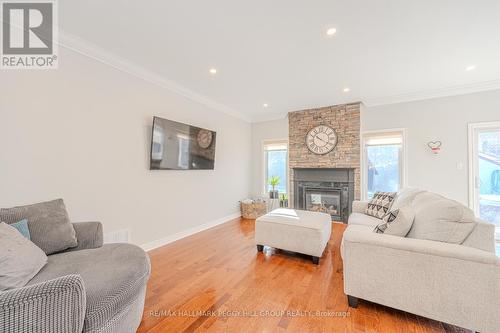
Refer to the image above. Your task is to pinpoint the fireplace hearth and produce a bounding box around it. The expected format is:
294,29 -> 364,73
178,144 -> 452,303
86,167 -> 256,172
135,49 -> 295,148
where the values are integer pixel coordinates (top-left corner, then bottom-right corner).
293,168 -> 354,222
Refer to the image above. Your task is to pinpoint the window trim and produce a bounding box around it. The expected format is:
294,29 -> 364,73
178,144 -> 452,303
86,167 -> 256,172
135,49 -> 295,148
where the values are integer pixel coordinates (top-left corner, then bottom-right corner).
262,139 -> 289,196
361,128 -> 407,201
467,121 -> 500,213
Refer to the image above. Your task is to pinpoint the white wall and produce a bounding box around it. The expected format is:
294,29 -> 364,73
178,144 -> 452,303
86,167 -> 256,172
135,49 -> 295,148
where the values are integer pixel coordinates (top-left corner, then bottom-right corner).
250,117 -> 289,196
362,90 -> 500,205
0,48 -> 252,246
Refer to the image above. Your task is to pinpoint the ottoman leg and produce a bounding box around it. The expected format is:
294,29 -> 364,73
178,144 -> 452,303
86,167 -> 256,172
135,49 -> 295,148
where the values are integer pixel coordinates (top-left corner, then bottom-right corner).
312,256 -> 320,265
257,245 -> 264,252
347,295 -> 358,308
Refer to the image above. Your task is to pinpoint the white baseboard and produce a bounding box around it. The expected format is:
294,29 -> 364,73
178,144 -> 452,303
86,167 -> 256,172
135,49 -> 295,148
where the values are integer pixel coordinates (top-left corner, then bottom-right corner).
140,212 -> 241,252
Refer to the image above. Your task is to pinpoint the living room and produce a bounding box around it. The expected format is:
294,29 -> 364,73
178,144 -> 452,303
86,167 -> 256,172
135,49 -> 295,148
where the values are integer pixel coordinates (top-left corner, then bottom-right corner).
1,1 -> 499,333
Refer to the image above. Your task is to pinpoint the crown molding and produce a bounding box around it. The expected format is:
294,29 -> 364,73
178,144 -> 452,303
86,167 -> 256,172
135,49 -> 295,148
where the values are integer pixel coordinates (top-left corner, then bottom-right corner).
251,112 -> 289,123
54,32 -> 500,122
363,79 -> 500,107
57,31 -> 252,123
252,101 -> 364,123
252,80 -> 500,121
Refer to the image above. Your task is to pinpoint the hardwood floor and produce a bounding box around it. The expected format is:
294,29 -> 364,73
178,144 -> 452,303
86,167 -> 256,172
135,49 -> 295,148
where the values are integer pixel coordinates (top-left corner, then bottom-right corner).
137,218 -> 471,333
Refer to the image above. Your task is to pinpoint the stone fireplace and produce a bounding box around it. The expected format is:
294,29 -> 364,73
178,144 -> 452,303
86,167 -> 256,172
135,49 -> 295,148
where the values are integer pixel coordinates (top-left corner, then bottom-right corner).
288,103 -> 361,222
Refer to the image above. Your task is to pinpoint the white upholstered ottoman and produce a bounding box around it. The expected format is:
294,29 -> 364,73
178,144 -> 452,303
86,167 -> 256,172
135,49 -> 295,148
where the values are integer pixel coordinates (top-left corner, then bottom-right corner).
255,208 -> 332,264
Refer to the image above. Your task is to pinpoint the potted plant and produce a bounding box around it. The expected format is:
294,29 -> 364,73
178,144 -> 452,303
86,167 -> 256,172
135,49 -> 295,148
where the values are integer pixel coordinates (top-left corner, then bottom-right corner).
279,193 -> 288,208
268,176 -> 280,199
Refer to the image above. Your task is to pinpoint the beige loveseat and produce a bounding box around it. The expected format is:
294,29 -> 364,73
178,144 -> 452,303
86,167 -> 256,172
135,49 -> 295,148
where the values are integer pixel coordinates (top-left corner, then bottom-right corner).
341,189 -> 499,333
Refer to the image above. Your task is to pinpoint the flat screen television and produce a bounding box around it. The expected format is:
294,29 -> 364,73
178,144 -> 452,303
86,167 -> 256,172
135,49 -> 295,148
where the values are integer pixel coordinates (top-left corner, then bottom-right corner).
150,116 -> 216,170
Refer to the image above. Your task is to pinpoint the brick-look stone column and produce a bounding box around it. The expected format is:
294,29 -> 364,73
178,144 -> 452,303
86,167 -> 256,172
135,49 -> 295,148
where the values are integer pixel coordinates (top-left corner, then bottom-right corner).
288,102 -> 361,207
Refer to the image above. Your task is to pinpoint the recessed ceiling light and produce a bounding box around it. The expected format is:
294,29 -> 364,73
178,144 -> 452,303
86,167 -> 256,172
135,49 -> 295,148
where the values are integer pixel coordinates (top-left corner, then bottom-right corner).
343,87 -> 350,92
209,68 -> 217,74
263,103 -> 269,108
326,27 -> 337,36
465,65 -> 476,71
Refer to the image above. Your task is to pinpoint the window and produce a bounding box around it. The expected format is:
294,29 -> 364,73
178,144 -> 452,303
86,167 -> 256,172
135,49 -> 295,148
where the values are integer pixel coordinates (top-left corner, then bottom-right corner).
468,122 -> 500,250
362,130 -> 405,200
263,141 -> 288,195
177,134 -> 189,169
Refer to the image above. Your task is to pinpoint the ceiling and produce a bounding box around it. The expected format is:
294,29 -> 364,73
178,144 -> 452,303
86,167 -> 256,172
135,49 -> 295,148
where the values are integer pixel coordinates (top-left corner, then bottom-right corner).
59,1 -> 500,122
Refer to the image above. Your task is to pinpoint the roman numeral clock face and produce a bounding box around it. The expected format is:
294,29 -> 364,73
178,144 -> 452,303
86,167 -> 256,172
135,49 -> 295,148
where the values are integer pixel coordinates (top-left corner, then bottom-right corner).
306,125 -> 338,155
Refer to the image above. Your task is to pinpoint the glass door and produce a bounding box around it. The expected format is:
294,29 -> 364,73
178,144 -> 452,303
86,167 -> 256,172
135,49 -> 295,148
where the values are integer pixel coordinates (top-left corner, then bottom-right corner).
469,122 -> 500,252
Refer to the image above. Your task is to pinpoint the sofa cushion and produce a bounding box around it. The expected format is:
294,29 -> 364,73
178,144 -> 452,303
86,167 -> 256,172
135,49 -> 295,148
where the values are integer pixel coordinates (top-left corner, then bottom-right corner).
27,243 -> 150,332
462,219 -> 496,252
374,205 -> 415,236
0,199 -> 77,255
0,222 -> 47,291
391,188 -> 425,211
348,212 -> 382,228
365,192 -> 396,219
407,192 -> 477,244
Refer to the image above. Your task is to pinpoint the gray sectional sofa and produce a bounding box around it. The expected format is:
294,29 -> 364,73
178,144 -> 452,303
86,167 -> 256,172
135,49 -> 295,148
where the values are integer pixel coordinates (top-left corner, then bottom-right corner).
341,189 -> 500,333
0,201 -> 151,333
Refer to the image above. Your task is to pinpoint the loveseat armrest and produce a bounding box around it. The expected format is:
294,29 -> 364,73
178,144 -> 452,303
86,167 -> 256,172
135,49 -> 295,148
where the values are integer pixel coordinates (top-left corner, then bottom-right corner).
0,275 -> 86,333
351,200 -> 369,214
67,222 -> 103,252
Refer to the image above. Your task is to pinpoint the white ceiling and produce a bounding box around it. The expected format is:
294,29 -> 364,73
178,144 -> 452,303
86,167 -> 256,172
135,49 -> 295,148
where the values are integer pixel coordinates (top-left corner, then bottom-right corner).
59,1 -> 500,122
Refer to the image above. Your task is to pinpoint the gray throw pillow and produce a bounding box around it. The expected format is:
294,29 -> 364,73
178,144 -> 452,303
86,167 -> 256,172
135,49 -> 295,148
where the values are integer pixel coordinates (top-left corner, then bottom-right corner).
0,199 -> 77,255
0,222 -> 47,291
365,192 -> 396,219
374,205 -> 415,237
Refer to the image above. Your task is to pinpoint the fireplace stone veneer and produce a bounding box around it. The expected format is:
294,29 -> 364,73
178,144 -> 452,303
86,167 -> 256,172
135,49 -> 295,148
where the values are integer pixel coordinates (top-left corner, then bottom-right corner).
288,103 -> 361,219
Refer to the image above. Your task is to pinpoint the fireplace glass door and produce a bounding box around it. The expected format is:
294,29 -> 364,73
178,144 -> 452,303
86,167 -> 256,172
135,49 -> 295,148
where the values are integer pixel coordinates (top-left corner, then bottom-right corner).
304,188 -> 341,219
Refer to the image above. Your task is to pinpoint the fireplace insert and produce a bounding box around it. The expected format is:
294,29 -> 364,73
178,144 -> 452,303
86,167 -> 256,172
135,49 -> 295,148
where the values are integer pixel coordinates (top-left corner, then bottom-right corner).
304,188 -> 342,220
293,168 -> 354,222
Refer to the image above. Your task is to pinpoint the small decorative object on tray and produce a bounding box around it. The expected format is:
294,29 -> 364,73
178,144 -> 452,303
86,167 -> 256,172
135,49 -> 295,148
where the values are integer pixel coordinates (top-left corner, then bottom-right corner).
240,198 -> 268,219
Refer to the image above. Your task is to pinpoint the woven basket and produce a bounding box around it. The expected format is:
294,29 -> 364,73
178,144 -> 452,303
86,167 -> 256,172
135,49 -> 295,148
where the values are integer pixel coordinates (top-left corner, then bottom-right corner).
241,201 -> 267,219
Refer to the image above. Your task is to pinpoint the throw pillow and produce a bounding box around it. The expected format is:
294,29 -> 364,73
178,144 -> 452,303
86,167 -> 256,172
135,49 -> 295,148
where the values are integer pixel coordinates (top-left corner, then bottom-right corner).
0,222 -> 47,291
0,199 -> 77,255
10,219 -> 31,239
374,205 -> 415,236
365,192 -> 396,219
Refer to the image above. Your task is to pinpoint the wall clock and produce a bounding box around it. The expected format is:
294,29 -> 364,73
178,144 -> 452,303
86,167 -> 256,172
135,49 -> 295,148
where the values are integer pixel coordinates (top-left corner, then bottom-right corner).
197,129 -> 213,149
306,125 -> 338,155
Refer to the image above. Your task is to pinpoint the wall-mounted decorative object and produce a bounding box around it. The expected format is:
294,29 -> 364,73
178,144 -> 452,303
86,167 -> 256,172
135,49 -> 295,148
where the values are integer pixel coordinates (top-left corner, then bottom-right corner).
306,125 -> 338,155
427,141 -> 442,154
197,129 -> 213,149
